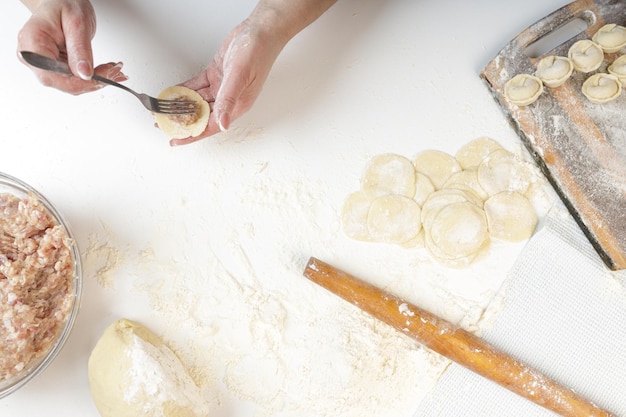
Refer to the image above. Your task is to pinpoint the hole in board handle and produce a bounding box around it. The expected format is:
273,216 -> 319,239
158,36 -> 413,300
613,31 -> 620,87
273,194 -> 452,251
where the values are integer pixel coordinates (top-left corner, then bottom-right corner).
524,12 -> 595,58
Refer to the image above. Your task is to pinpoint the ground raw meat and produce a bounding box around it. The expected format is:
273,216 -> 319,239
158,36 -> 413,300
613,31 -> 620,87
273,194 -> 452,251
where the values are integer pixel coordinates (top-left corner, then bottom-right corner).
0,193 -> 74,381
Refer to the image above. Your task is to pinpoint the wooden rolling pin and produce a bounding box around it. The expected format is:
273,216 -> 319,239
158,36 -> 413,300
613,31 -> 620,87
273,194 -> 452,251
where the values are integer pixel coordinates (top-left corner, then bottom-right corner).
303,257 -> 616,417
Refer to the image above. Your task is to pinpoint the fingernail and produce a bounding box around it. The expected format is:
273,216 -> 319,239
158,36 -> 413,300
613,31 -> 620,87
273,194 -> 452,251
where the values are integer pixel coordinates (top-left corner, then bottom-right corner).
218,112 -> 230,132
76,60 -> 93,80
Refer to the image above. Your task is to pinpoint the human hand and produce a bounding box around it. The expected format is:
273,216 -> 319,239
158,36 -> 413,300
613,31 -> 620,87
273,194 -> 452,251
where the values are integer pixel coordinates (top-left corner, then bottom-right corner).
170,18 -> 286,146
17,0 -> 126,94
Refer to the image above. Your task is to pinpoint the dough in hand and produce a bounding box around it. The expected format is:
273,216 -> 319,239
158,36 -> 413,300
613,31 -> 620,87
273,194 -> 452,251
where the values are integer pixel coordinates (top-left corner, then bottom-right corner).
88,319 -> 210,417
155,86 -> 210,139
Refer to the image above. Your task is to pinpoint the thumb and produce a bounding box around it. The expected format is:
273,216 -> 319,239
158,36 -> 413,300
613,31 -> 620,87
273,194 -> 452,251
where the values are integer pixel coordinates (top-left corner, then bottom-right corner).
213,73 -> 243,132
63,13 -> 95,80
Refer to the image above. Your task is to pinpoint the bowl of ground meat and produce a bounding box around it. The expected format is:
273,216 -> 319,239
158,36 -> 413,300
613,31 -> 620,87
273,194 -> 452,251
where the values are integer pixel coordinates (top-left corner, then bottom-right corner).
0,172 -> 82,399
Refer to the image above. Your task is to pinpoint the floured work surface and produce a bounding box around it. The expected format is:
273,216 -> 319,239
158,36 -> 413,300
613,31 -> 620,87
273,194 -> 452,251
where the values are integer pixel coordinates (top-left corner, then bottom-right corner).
481,0 -> 626,270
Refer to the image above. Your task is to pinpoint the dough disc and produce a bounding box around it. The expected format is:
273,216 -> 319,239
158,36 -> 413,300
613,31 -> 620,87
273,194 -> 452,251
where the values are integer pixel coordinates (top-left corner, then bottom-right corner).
367,195 -> 422,243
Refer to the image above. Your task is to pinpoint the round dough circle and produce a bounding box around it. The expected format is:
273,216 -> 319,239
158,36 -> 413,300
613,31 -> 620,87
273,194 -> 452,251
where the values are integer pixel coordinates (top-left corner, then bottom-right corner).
442,168 -> 488,201
367,195 -> 422,244
341,190 -> 375,241
429,201 -> 489,259
454,137 -> 503,169
581,73 -> 622,103
503,74 -> 544,106
88,319 -> 209,417
413,172 -> 436,206
361,153 -> 416,198
592,23 -> 626,53
412,150 -> 462,189
535,55 -> 574,87
477,149 -> 532,196
155,86 -> 210,139
568,40 -> 604,73
484,192 -> 537,241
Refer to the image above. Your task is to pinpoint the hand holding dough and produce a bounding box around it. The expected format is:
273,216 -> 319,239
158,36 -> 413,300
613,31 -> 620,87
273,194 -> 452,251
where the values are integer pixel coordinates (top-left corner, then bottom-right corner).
155,86 -> 210,139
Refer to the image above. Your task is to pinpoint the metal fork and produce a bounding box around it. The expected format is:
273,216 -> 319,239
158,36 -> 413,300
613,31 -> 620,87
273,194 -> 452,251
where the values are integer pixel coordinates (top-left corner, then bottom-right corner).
19,51 -> 198,115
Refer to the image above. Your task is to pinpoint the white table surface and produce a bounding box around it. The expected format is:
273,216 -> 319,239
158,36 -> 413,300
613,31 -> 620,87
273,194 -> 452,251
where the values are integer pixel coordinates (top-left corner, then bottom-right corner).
2,1 -> 624,416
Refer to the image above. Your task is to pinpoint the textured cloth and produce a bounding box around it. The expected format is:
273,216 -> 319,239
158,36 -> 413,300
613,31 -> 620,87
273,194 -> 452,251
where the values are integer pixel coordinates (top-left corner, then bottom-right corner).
414,205 -> 626,416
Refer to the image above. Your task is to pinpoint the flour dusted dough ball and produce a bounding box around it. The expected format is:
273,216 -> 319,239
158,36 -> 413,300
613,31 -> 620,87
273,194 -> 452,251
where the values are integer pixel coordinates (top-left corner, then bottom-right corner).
88,319 -> 209,417
367,195 -> 422,244
361,153 -> 416,198
503,74 -> 543,106
535,55 -> 574,88
413,150 -> 462,189
592,23 -> 626,53
155,86 -> 210,139
454,137 -> 503,169
568,40 -> 604,73
484,192 -> 537,241
477,149 -> 532,196
341,190 -> 375,241
582,73 -> 622,103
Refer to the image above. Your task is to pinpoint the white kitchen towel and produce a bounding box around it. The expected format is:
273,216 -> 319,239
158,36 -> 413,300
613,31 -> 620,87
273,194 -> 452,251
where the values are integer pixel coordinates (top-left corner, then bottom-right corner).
413,205 -> 626,417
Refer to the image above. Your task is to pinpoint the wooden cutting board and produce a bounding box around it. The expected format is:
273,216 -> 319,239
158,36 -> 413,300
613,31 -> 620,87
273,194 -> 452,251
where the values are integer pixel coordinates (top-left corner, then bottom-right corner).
481,0 -> 626,270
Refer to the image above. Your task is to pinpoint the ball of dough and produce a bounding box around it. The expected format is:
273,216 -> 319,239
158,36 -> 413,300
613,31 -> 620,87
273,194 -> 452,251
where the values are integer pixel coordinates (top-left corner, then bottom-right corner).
88,319 -> 210,417
484,192 -> 537,241
155,86 -> 210,139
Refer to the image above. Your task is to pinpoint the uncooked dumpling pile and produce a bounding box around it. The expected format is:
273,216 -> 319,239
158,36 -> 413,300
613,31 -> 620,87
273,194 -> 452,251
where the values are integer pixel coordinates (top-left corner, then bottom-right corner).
504,23 -> 626,105
341,137 -> 540,267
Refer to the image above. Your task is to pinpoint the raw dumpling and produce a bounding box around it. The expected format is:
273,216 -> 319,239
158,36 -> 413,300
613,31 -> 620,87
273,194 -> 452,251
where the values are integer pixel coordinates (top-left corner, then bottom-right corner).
367,195 -> 421,244
608,55 -> 626,86
568,40 -> 604,72
503,74 -> 543,106
361,153 -> 416,198
155,86 -> 210,139
535,55 -> 574,87
413,150 -> 461,189
484,192 -> 537,241
592,24 -> 626,53
581,73 -> 622,103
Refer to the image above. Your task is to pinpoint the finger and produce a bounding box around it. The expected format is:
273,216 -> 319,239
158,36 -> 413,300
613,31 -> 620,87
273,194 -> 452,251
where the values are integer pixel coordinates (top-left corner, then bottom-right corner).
62,7 -> 96,80
213,73 -> 243,132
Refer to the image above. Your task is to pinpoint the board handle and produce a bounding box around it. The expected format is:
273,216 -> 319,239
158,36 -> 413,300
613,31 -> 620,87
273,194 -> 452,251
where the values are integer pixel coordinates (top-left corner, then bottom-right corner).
516,0 -> 599,60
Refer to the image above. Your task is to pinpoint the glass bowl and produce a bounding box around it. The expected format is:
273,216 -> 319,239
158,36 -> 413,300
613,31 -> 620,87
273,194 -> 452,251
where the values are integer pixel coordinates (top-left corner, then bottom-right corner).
0,172 -> 82,399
